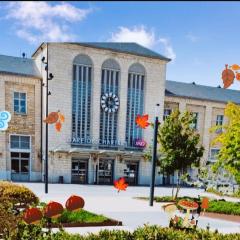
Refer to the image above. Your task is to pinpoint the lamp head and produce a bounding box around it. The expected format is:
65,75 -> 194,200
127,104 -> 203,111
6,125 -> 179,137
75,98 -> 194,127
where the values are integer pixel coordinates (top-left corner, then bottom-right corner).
48,73 -> 54,80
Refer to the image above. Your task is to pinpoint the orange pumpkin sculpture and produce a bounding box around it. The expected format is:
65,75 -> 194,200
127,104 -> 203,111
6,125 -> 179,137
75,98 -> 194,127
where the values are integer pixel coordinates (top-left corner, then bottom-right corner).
23,207 -> 43,225
65,195 -> 85,212
222,64 -> 235,88
44,201 -> 64,218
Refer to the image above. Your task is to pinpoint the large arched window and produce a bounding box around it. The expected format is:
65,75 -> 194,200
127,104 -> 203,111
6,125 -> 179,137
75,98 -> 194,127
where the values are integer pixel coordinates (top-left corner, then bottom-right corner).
99,59 -> 120,146
125,63 -> 145,147
72,54 -> 92,141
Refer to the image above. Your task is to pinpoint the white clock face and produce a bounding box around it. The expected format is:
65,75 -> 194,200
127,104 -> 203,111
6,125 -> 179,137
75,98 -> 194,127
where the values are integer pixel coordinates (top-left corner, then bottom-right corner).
101,92 -> 119,113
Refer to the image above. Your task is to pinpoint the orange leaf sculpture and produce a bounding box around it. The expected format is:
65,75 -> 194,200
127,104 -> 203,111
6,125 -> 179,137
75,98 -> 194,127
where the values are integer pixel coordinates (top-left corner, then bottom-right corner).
58,112 -> 65,123
222,64 -> 235,88
44,201 -> 64,219
44,112 -> 59,124
44,111 -> 65,132
201,197 -> 209,210
23,207 -> 43,225
135,114 -> 150,129
231,64 -> 240,71
114,177 -> 128,193
65,195 -> 85,212
55,121 -> 62,132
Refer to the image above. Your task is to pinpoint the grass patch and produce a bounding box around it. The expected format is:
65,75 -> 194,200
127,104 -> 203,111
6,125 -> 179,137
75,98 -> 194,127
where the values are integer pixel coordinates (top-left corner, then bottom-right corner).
135,196 -> 240,216
53,209 -> 109,224
207,200 -> 240,216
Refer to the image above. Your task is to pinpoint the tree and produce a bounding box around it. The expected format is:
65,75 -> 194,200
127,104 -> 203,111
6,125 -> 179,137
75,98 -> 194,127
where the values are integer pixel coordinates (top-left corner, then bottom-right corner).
210,102 -> 240,186
157,109 -> 204,199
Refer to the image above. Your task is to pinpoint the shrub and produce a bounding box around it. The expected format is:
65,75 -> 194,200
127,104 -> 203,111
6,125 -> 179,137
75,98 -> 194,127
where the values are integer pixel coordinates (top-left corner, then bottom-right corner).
15,224 -> 240,240
0,181 -> 39,208
0,181 -> 39,239
0,203 -> 20,239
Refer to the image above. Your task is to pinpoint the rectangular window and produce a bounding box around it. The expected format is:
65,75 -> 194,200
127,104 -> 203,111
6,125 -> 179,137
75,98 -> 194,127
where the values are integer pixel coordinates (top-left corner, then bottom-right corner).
191,112 -> 198,130
216,115 -> 224,126
14,92 -> 26,114
10,135 -> 30,150
210,148 -> 220,160
163,109 -> 172,121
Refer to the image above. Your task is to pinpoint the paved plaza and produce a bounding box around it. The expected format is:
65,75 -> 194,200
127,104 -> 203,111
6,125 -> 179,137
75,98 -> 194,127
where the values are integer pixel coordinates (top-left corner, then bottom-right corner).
22,183 -> 240,235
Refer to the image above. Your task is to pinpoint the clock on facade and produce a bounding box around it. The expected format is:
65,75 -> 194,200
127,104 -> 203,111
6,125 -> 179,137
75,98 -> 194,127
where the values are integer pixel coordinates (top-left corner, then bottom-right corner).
101,93 -> 119,113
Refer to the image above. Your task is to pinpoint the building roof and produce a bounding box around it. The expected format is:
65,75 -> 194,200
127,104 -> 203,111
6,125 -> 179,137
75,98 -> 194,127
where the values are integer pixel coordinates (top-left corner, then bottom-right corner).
165,80 -> 240,104
0,54 -> 41,78
65,42 -> 171,62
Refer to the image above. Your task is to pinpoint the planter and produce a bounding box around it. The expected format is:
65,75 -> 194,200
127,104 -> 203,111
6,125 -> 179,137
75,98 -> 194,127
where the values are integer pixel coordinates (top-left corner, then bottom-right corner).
45,218 -> 122,228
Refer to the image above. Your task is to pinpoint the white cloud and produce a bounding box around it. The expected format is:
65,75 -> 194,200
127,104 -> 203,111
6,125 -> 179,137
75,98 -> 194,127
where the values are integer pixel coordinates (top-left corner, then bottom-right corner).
159,38 -> 176,61
109,25 -> 156,48
186,33 -> 199,42
5,1 -> 92,44
109,25 -> 176,61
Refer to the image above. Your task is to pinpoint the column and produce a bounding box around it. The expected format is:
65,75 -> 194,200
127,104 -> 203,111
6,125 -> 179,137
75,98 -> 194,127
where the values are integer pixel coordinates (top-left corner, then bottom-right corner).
118,68 -> 128,144
202,105 -> 213,164
91,66 -> 102,142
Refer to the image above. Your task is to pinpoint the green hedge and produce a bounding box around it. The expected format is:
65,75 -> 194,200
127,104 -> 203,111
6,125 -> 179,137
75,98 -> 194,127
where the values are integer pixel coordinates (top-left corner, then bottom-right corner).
16,224 -> 240,240
207,200 -> 240,215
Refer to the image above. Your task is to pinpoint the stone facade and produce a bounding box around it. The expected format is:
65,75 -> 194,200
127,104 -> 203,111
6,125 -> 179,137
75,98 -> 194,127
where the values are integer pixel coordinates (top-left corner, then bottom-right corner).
33,43 -> 167,185
0,73 -> 42,181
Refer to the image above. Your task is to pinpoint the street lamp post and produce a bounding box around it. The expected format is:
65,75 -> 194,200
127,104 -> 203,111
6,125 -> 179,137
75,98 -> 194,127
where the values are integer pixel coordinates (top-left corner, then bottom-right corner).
42,43 -> 54,194
149,103 -> 160,206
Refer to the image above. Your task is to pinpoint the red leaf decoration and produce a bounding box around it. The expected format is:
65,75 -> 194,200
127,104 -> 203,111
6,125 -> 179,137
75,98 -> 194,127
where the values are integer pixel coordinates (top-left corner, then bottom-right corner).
135,114 -> 150,129
114,177 -> 128,193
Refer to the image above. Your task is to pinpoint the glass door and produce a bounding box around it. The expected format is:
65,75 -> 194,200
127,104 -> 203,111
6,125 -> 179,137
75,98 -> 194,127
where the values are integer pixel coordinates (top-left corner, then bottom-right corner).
71,159 -> 88,184
124,162 -> 139,185
98,159 -> 114,184
11,152 -> 30,182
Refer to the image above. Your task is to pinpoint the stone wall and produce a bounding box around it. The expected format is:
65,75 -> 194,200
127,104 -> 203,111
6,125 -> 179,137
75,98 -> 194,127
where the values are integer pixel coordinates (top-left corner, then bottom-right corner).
0,73 -> 41,181
164,96 -> 226,165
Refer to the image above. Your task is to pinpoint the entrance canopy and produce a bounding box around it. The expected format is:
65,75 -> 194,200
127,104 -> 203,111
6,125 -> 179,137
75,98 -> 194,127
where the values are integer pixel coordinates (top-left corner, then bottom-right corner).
51,147 -> 144,158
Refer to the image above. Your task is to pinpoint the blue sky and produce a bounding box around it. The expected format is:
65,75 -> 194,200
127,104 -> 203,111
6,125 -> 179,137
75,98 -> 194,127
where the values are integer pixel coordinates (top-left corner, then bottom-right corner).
0,1 -> 240,90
